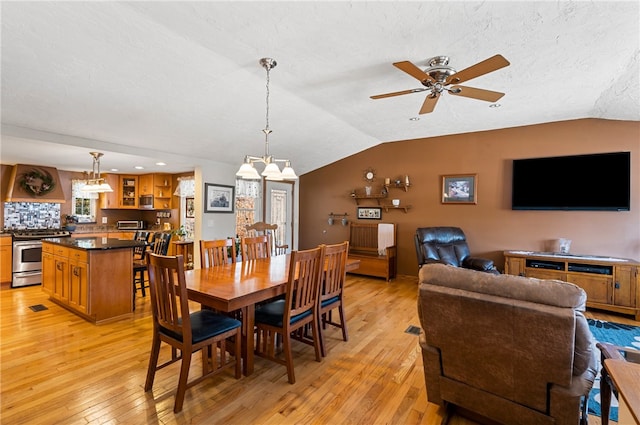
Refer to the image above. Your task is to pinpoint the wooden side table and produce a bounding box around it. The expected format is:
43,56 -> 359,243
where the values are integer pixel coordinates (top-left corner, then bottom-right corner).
597,342 -> 640,425
171,240 -> 194,269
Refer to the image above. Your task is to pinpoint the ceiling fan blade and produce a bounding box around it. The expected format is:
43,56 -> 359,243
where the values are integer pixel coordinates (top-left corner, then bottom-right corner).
445,54 -> 510,85
393,61 -> 436,84
419,93 -> 440,114
370,87 -> 428,99
449,85 -> 505,102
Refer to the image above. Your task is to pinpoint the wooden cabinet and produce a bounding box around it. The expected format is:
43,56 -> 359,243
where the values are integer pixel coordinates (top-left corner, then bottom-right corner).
99,174 -> 119,209
69,251 -> 89,315
0,236 -> 12,283
42,241 -> 133,324
138,174 -> 154,196
119,175 -> 139,208
504,251 -> 640,320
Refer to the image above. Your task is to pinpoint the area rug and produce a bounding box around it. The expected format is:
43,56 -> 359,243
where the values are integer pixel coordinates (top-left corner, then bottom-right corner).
586,319 -> 640,421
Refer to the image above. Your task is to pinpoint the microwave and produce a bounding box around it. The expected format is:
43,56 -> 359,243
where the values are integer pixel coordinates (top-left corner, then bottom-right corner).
117,220 -> 145,230
139,194 -> 153,209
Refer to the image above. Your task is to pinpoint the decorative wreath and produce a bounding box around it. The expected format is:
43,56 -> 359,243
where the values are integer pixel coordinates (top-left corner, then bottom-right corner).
19,168 -> 56,197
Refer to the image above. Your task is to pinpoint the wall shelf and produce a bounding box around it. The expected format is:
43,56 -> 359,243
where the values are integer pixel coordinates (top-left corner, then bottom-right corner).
382,205 -> 412,213
351,194 -> 387,205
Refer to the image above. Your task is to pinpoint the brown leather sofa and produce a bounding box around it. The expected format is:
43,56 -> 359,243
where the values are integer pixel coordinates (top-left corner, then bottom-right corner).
414,227 -> 498,274
418,263 -> 597,425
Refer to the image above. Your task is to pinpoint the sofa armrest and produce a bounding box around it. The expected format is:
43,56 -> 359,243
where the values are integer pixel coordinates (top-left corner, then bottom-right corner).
462,256 -> 496,272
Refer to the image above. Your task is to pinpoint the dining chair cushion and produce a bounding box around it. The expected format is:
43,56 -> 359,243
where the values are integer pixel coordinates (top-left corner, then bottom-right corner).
320,296 -> 341,308
255,299 -> 313,327
160,310 -> 241,344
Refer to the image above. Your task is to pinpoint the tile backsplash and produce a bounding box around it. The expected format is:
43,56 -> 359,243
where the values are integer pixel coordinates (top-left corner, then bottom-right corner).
3,202 -> 61,229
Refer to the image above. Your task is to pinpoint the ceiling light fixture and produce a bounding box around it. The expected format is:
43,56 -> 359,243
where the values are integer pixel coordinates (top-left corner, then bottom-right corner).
236,58 -> 297,181
82,152 -> 113,193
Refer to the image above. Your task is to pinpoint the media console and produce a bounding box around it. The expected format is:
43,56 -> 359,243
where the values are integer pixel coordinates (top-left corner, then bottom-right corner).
504,250 -> 640,321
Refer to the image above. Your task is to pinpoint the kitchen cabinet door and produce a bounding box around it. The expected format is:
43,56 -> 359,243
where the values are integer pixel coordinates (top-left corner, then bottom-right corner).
0,237 -> 12,283
42,252 -> 55,295
99,174 -> 119,209
69,258 -> 89,315
53,256 -> 69,302
119,176 -> 139,209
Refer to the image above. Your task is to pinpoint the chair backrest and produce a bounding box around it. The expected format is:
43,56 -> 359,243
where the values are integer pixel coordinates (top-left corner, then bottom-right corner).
151,232 -> 172,256
133,230 -> 151,259
240,235 -> 271,261
245,221 -> 287,255
146,252 -> 191,341
414,226 -> 471,267
283,246 -> 325,322
200,239 -> 236,268
320,241 -> 349,302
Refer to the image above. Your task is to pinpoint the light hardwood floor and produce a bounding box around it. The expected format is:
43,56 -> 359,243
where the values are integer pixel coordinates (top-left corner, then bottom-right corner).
1,274 -> 636,424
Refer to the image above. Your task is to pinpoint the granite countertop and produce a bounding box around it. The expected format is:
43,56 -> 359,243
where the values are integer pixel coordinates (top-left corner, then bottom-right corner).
43,237 -> 146,250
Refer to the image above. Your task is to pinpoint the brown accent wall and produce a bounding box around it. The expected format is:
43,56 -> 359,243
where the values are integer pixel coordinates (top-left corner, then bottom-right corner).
299,119 -> 640,277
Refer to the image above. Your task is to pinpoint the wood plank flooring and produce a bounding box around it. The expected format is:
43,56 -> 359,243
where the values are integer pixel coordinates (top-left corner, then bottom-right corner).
1,274 -> 636,424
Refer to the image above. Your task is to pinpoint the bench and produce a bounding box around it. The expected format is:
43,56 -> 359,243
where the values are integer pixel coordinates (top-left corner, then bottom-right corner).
347,222 -> 397,282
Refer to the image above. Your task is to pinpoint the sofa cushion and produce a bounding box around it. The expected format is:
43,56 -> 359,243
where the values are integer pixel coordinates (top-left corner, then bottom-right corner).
419,263 -> 586,310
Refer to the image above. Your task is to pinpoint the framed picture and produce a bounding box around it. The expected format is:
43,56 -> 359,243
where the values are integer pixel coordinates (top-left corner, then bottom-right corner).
204,183 -> 235,213
185,197 -> 195,218
441,174 -> 477,204
357,207 -> 382,220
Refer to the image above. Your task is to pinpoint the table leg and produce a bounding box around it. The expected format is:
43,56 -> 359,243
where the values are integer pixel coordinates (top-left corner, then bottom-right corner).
600,365 -> 611,425
241,305 -> 255,376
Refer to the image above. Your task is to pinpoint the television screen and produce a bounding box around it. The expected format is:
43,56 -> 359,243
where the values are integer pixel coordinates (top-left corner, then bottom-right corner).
511,152 -> 631,211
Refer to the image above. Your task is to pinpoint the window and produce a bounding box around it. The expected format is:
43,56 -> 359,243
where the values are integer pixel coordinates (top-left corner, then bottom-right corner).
71,180 -> 98,223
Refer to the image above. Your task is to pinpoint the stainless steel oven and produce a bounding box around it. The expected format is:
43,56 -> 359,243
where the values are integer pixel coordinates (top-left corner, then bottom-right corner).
12,240 -> 43,287
11,229 -> 71,288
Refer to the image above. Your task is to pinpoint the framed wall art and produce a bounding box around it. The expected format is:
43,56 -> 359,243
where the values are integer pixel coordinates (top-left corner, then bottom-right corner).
357,207 -> 382,220
441,174 -> 477,204
185,197 -> 195,218
204,183 -> 235,213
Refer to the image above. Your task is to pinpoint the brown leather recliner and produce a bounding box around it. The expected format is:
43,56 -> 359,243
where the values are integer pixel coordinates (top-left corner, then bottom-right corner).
418,263 -> 597,425
414,226 -> 498,273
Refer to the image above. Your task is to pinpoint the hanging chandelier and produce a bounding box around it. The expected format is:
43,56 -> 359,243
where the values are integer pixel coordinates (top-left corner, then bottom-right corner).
81,152 -> 113,193
236,58 -> 298,181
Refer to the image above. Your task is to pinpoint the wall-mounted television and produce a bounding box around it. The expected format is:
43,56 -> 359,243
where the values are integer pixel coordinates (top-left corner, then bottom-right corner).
511,152 -> 631,211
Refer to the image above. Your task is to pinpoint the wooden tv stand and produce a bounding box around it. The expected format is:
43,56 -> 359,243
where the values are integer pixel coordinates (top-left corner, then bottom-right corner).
504,250 -> 640,321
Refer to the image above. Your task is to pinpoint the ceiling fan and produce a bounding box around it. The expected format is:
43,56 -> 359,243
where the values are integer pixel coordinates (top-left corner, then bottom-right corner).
370,54 -> 510,114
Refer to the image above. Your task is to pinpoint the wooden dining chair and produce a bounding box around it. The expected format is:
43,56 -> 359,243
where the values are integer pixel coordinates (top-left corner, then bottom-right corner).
254,246 -> 325,384
144,252 -> 242,413
318,241 -> 350,357
199,239 -> 236,268
245,221 -> 288,255
240,235 -> 271,262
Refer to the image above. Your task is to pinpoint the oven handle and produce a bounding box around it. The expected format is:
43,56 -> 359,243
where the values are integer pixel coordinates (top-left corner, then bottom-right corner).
13,241 -> 43,249
13,270 -> 41,277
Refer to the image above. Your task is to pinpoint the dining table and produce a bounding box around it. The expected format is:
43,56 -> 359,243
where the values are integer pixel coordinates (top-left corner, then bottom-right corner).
184,254 -> 360,375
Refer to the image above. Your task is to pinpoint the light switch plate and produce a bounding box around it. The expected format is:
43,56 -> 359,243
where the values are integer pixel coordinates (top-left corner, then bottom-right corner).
102,217 -> 108,224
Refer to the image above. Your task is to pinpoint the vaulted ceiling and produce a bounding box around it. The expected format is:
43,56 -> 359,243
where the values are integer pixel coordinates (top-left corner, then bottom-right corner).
1,2 -> 639,175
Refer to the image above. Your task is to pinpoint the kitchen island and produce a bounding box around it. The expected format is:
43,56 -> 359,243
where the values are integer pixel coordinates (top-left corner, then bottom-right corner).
42,237 -> 145,324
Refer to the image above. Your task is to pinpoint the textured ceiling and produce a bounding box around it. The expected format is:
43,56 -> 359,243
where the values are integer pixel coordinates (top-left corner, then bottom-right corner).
1,1 -> 639,175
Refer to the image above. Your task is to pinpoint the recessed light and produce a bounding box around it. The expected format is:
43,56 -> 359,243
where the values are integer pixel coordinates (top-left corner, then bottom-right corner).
409,117 -> 420,121
155,162 -> 167,166
134,166 -> 144,170
489,103 -> 501,108
110,168 -> 119,172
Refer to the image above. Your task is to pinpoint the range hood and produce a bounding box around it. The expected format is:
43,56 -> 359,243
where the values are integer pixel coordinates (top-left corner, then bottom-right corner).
5,164 -> 66,203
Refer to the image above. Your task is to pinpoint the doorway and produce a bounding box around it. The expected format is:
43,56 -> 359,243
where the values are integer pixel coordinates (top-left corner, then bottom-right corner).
264,180 -> 294,252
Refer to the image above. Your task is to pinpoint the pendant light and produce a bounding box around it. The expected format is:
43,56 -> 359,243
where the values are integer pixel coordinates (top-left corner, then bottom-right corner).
236,58 -> 298,181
